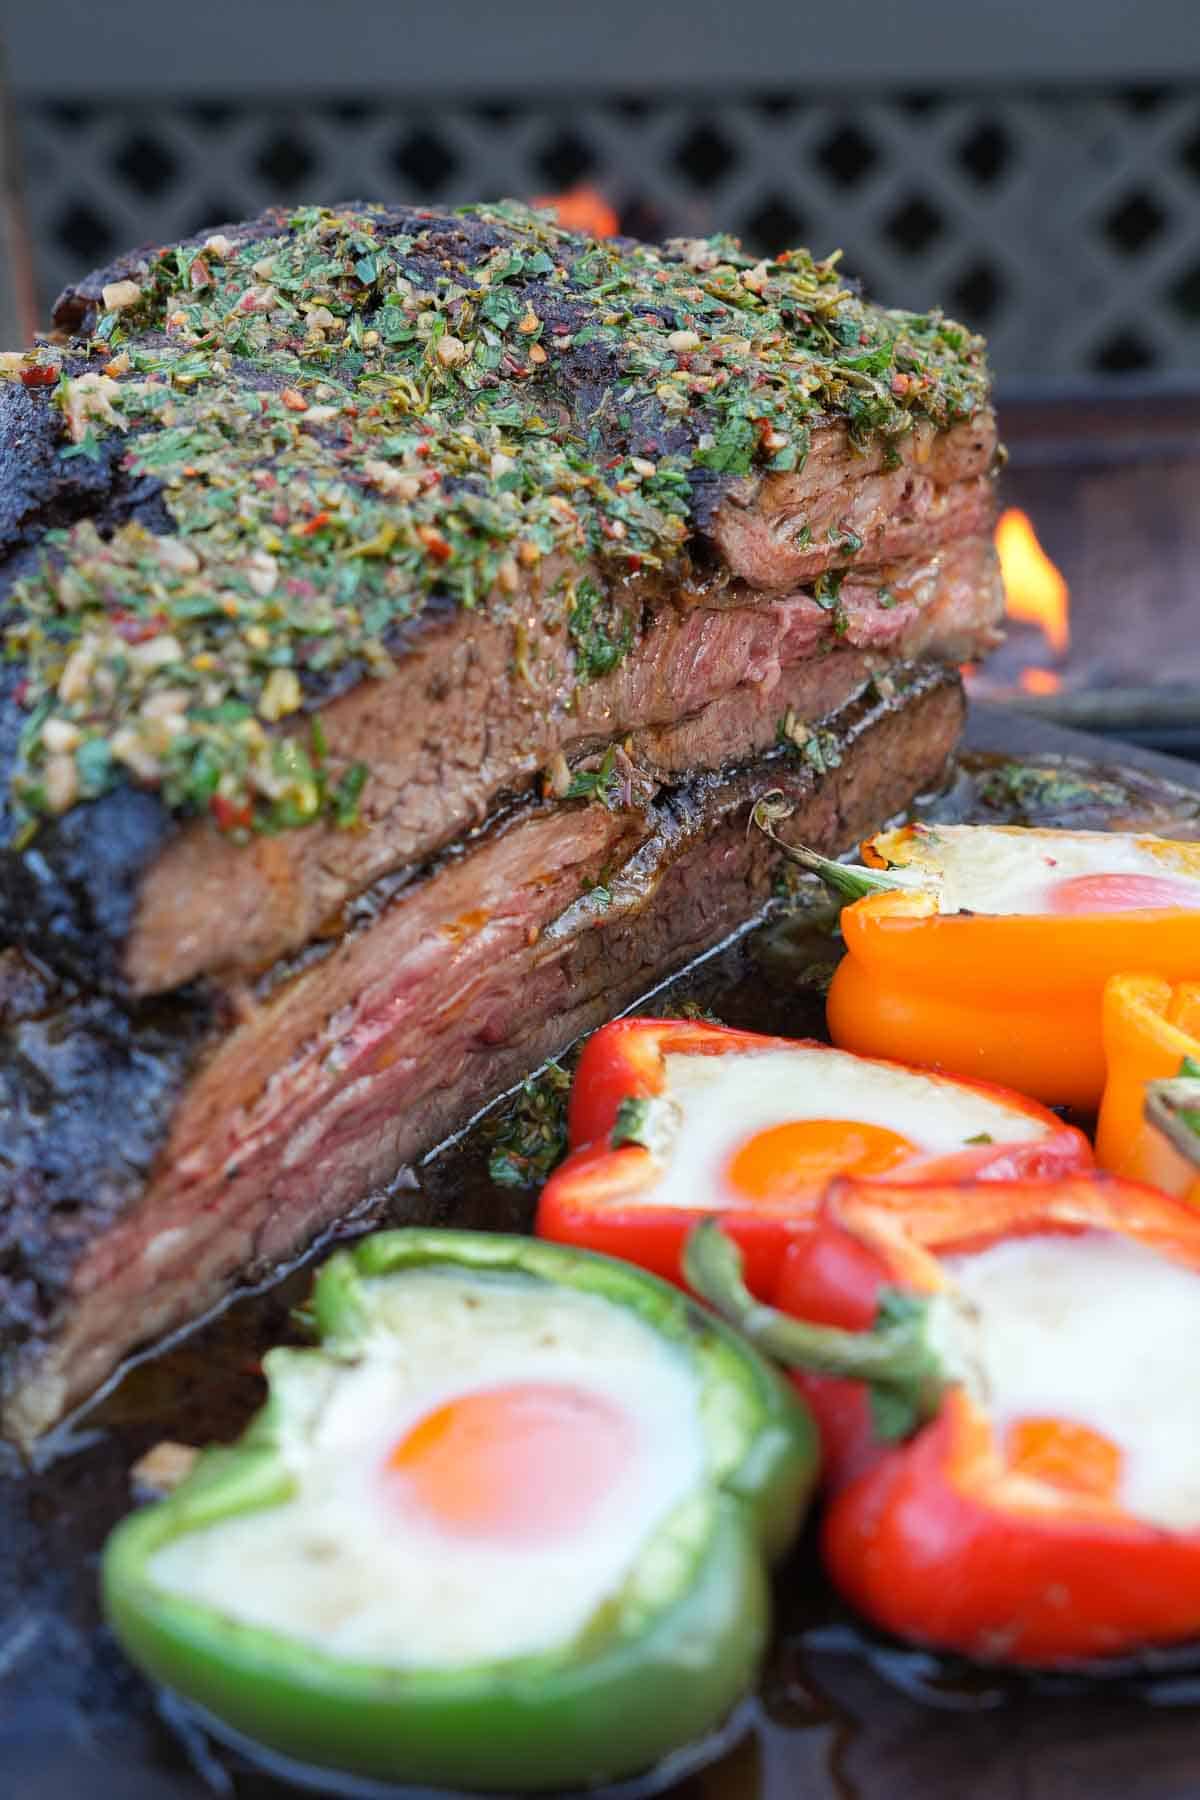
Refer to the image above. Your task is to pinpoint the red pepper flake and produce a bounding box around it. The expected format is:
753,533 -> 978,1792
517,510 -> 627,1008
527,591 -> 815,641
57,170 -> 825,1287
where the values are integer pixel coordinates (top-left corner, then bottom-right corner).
626,553 -> 643,573
415,441 -> 431,458
210,794 -> 253,832
19,365 -> 57,389
416,525 -> 453,562
112,609 -> 167,644
281,388 -> 309,412
297,510 -> 331,536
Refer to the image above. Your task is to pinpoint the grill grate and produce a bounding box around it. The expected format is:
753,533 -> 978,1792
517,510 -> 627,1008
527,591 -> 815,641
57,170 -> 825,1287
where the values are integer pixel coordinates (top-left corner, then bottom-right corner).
11,86 -> 1200,380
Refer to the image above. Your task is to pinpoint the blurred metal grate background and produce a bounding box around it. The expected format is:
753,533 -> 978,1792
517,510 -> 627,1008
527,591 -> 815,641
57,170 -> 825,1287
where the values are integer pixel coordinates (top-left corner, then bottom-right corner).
9,85 -> 1200,381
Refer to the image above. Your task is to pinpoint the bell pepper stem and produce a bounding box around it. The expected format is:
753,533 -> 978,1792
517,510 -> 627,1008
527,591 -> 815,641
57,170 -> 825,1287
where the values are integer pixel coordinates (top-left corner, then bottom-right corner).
751,794 -> 902,903
684,1221 -> 946,1441
1144,1073 -> 1200,1172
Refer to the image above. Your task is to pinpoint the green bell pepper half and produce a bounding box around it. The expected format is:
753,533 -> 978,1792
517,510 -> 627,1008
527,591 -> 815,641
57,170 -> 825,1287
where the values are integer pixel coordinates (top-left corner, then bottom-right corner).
102,1229 -> 818,1792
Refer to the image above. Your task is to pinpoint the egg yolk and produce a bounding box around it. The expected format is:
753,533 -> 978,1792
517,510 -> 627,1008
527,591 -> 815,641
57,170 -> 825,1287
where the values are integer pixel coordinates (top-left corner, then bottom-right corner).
1006,1416 -> 1123,1501
724,1118 -> 916,1205
1046,872 -> 1200,915
387,1381 -> 635,1542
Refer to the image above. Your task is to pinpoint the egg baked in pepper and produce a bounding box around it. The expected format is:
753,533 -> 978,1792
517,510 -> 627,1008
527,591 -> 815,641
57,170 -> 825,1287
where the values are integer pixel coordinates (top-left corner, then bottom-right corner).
688,1173 -> 1200,1666
102,1229 -> 815,1793
762,816 -> 1200,1109
536,1019 -> 1090,1290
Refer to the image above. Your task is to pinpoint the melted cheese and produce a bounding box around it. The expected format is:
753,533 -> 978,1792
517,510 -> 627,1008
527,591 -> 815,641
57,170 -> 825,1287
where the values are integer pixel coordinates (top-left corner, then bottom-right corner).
944,1233 -> 1200,1530
638,1046 -> 1046,1211
148,1270 -> 705,1666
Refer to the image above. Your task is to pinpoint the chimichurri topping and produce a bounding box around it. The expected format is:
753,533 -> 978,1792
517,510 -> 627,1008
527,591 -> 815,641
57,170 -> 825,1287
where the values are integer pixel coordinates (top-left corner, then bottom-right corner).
2,201 -> 988,840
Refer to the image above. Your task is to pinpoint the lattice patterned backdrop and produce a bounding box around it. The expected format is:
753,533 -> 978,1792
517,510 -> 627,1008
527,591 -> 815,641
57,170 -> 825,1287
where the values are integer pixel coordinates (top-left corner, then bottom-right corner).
12,85 -> 1200,381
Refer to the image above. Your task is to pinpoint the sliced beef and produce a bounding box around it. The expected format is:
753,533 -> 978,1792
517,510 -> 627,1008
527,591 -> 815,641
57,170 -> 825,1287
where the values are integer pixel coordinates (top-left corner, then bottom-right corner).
710,413 -> 996,591
0,202 -> 997,997
0,533 -> 1000,997
127,533 -> 997,992
0,664 -> 963,1443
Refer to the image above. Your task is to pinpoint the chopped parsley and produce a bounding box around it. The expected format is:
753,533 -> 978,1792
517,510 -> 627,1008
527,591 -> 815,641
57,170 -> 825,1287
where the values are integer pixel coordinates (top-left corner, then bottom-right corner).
978,762 -> 1129,819
568,577 -> 634,683
610,1095 -> 654,1149
566,745 -> 625,807
485,1060 -> 572,1189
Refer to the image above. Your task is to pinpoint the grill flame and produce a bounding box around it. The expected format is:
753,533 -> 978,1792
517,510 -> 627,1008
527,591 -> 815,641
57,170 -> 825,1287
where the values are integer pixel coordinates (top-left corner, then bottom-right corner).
1018,667 -> 1063,695
996,507 -> 1070,656
531,187 -> 620,238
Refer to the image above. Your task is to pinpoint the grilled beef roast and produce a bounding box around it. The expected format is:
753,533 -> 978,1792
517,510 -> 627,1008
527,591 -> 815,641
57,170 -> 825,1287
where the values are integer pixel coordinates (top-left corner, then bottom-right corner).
0,203 -> 997,1437
0,203 -> 997,997
1,666 -> 962,1443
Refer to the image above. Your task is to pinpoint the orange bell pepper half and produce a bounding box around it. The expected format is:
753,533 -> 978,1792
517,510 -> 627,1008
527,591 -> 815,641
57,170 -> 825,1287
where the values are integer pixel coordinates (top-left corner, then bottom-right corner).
686,1172 -> 1200,1665
536,1019 -> 1091,1291
1096,973 -> 1200,1204
761,817 -> 1200,1110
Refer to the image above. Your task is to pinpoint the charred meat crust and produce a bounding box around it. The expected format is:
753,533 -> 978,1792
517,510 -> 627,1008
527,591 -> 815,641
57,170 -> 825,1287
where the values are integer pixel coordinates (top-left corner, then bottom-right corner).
0,382 -> 171,584
0,665 -> 963,1443
0,959 -> 212,1359
0,782 -> 174,994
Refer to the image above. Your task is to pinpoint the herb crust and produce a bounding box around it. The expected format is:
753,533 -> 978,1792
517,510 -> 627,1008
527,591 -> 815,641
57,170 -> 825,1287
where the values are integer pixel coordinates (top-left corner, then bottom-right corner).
1,201 -> 988,840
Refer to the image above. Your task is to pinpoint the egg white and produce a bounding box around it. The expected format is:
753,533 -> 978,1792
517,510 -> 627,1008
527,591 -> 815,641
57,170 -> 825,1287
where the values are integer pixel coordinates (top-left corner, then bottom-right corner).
636,1046 -> 1047,1213
871,824 -> 1200,916
147,1269 -> 706,1667
941,1232 -> 1200,1530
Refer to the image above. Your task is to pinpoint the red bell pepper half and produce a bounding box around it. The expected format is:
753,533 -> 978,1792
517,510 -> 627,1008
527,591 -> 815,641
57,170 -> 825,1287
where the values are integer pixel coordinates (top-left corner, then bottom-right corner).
686,1174 -> 1200,1666
536,1019 -> 1092,1291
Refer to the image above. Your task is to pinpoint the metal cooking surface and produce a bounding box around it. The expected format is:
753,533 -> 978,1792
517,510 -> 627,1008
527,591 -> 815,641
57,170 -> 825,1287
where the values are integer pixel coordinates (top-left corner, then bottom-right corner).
5,706 -> 1200,1800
